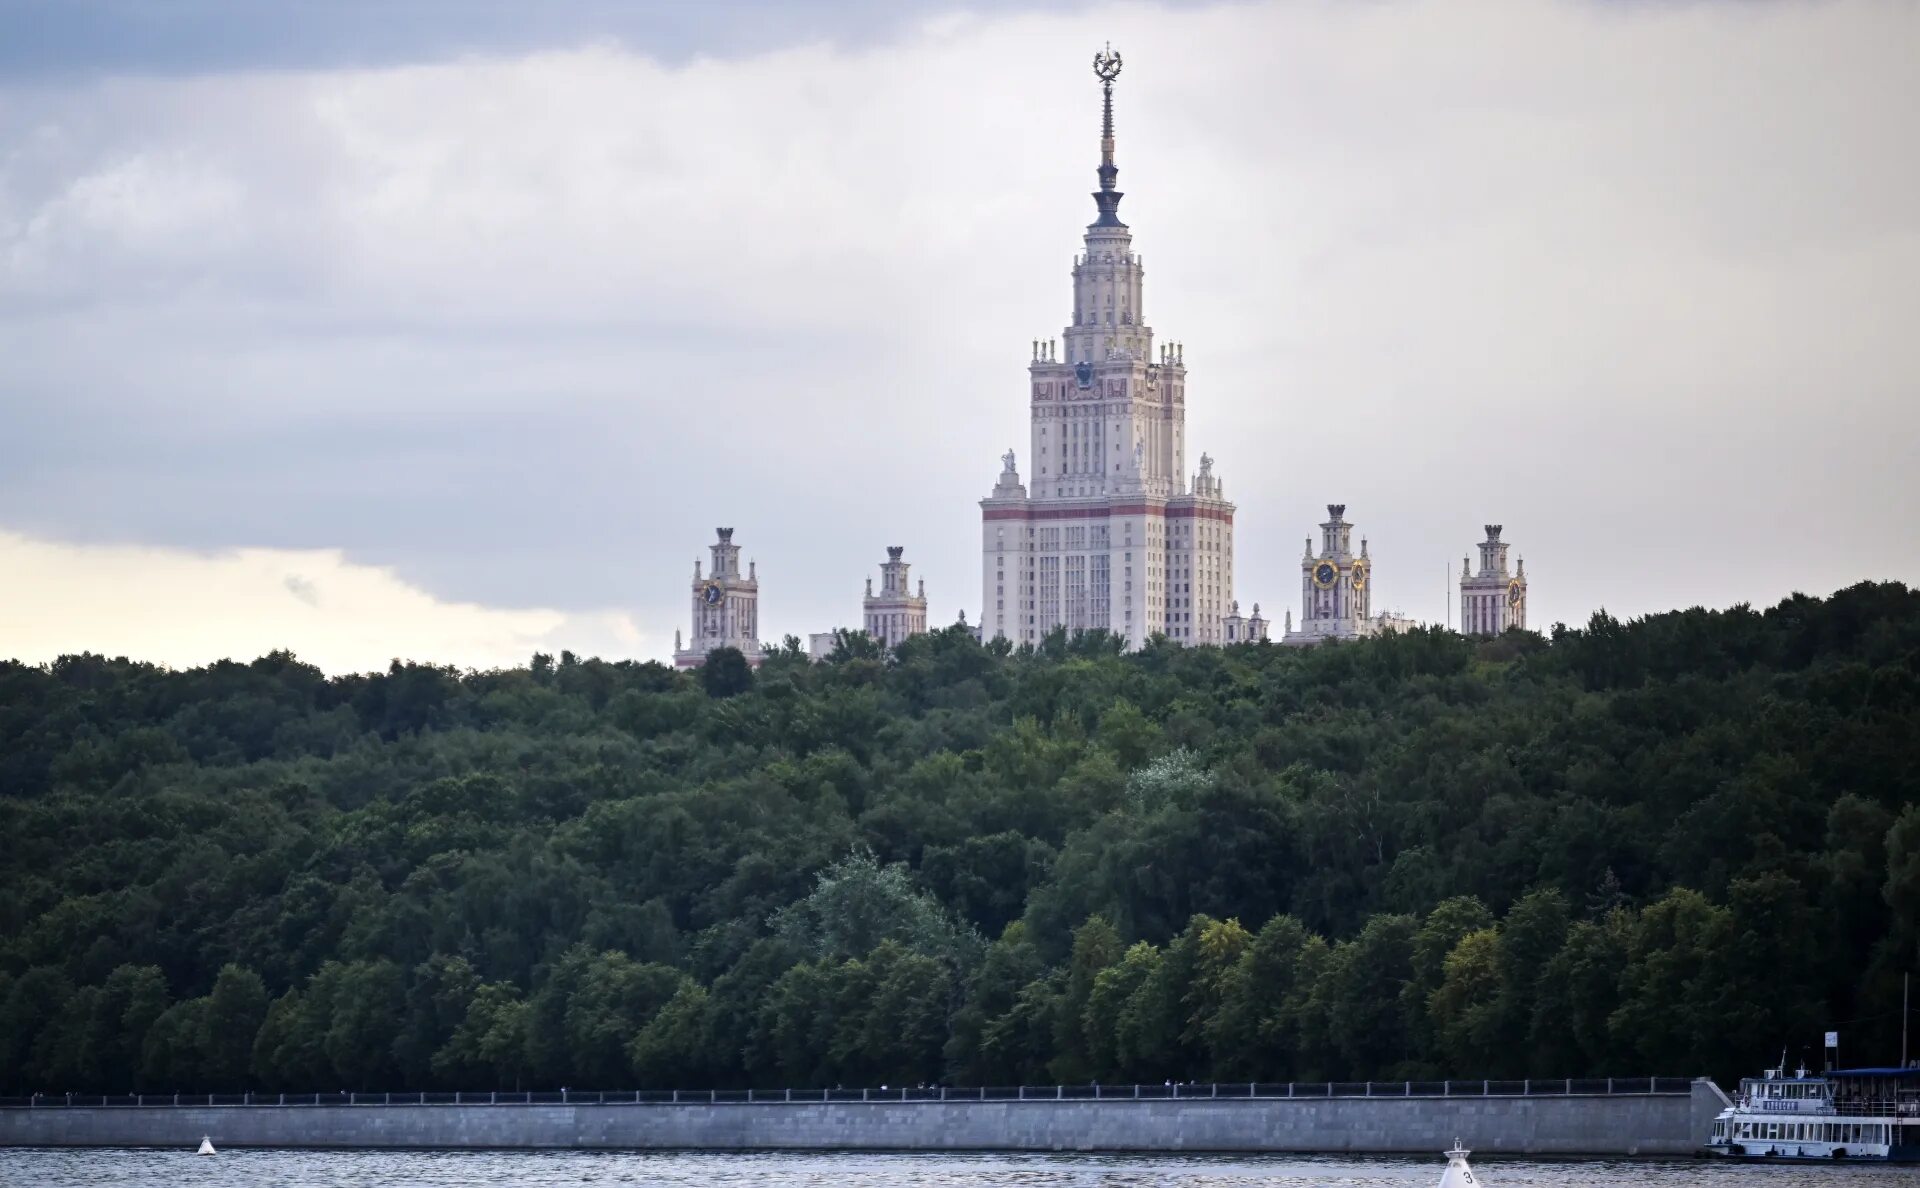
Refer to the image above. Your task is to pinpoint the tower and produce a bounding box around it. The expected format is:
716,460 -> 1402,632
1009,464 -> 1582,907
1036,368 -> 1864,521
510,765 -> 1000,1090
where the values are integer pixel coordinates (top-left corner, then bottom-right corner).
1282,504 -> 1373,644
864,546 -> 929,649
1222,600 -> 1270,644
673,527 -> 764,668
1459,524 -> 1526,635
980,46 -> 1246,650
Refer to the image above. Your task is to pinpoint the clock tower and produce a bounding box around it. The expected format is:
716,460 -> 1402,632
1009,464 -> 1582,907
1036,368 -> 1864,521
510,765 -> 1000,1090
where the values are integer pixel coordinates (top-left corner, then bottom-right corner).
1459,524 -> 1526,636
1282,504 -> 1372,643
1277,504 -> 1419,645
673,527 -> 764,668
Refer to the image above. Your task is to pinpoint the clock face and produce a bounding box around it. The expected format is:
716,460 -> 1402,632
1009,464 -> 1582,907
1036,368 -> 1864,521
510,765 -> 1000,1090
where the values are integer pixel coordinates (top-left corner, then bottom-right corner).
703,583 -> 723,606
1507,579 -> 1523,607
1350,563 -> 1367,590
1312,560 -> 1339,588
1074,360 -> 1093,389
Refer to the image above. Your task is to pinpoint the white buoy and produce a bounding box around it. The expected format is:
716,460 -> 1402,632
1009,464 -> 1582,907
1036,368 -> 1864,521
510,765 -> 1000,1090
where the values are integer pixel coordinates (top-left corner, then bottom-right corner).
196,1135 -> 216,1156
1437,1138 -> 1479,1187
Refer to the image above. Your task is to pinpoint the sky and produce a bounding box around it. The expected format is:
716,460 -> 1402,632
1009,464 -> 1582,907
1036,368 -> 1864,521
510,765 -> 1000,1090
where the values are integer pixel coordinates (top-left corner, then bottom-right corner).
2,0 -> 1916,673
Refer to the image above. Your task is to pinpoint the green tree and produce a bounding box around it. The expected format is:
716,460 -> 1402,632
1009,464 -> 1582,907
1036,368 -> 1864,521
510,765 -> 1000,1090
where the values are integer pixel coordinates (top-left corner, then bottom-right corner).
1427,929 -> 1503,1074
1207,914 -> 1326,1080
433,982 -> 531,1088
1087,941 -> 1162,1081
1316,914 -> 1417,1078
1047,916 -> 1121,1083
204,964 -> 270,1087
629,980 -> 718,1086
701,648 -> 755,699
1530,914 -> 1629,1075
946,922 -> 1047,1085
771,849 -> 978,965
141,998 -> 212,1089
1609,888 -> 1727,1074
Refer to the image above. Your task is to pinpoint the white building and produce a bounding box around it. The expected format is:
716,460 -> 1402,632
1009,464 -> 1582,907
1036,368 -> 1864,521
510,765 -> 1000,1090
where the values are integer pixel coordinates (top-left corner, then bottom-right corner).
864,546 -> 928,649
980,48 -> 1249,650
672,527 -> 764,668
1281,504 -> 1417,646
1222,601 -> 1270,644
1460,524 -> 1527,635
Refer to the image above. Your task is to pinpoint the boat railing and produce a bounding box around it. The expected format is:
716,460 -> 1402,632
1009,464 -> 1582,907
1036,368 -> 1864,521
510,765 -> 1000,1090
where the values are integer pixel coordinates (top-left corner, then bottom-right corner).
1814,1100 -> 1920,1118
0,1077 -> 1700,1109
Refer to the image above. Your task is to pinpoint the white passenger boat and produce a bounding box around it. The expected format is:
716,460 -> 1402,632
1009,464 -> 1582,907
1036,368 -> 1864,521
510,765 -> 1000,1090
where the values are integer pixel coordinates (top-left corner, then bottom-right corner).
1706,1061 -> 1920,1161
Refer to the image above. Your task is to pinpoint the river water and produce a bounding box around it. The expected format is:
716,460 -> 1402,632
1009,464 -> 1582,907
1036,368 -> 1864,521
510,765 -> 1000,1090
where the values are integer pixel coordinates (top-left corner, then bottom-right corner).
2,1150 -> 1913,1187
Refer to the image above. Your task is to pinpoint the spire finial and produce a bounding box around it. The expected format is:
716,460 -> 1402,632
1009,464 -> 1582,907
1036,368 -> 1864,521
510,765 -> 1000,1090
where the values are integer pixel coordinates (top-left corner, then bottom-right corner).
1091,44 -> 1126,228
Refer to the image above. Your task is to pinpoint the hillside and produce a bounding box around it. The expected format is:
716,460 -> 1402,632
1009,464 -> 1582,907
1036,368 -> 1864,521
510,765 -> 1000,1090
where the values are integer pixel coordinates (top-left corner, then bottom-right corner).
3,581 -> 1917,1093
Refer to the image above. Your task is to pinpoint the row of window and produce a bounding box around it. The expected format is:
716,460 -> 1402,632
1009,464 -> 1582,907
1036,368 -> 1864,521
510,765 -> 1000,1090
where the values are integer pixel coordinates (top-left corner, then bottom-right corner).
1721,1120 -> 1889,1145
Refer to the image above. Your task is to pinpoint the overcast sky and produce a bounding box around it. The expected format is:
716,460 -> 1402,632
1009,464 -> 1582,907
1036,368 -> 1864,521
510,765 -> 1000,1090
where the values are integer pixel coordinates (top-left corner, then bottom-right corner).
3,0 -> 1916,673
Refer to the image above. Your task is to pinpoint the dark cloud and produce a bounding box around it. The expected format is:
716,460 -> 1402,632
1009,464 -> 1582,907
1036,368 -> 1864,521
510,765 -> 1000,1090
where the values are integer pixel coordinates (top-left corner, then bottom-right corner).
0,0 -> 1115,77
282,574 -> 320,606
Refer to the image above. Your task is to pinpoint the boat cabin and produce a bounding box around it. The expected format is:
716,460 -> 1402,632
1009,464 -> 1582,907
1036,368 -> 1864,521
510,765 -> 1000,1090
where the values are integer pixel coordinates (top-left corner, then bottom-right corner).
1739,1067 -> 1830,1114
1829,1068 -> 1920,1119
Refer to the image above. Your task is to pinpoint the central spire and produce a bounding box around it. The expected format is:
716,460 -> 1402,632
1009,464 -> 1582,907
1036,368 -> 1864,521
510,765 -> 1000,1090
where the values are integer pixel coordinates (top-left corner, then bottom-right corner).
1091,43 -> 1125,228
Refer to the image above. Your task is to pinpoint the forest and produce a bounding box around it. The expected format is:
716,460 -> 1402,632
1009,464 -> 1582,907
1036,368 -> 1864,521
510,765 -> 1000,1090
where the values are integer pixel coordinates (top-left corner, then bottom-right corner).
2,581 -> 1917,1095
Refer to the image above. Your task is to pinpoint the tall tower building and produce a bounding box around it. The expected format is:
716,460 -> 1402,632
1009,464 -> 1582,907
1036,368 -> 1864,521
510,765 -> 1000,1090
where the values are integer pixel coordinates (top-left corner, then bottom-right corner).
981,46 -> 1242,650
673,527 -> 764,668
864,546 -> 929,649
1460,525 -> 1527,635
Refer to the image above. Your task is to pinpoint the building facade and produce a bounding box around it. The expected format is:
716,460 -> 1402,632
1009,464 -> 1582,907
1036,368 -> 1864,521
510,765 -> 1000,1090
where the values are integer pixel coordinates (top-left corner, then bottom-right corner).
672,527 -> 764,668
864,546 -> 928,649
1460,524 -> 1527,635
980,48 -> 1245,650
1280,504 -> 1417,646
1222,601 -> 1270,644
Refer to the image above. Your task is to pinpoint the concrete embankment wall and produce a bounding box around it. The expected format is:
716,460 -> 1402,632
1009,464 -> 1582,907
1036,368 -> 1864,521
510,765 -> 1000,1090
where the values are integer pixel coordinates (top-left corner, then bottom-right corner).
0,1083 -> 1728,1155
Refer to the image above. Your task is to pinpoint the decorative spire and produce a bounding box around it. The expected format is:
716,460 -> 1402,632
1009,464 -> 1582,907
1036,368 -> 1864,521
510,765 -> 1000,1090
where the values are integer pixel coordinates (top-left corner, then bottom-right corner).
1091,44 -> 1126,228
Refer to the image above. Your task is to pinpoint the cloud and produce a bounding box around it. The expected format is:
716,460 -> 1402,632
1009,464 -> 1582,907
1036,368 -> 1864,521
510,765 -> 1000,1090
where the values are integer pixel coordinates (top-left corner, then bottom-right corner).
0,530 -> 643,673
1,0 -> 1916,665
0,0 -> 1111,78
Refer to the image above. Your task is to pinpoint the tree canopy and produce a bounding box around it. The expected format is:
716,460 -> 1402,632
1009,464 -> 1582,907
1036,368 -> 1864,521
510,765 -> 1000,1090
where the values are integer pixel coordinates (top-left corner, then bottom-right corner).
2,581 -> 1917,1093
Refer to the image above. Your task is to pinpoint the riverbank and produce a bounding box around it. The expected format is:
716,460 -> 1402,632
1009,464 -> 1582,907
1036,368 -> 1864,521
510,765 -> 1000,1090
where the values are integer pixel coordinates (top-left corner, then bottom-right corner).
0,1080 -> 1728,1155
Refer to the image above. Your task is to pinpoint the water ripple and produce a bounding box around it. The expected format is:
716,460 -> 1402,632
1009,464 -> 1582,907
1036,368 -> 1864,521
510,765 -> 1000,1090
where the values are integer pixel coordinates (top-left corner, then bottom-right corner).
2,1149 -> 1913,1188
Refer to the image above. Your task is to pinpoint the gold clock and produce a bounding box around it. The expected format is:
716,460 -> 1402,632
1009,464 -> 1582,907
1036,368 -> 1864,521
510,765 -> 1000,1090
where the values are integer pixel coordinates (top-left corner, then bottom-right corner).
1311,559 -> 1339,589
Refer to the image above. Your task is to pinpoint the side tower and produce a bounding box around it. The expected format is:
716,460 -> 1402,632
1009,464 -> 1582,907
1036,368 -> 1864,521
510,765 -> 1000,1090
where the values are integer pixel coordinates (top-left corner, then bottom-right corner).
1222,600 -> 1269,644
979,46 -> 1247,650
864,546 -> 929,650
1460,524 -> 1527,635
673,527 -> 764,668
1282,504 -> 1375,646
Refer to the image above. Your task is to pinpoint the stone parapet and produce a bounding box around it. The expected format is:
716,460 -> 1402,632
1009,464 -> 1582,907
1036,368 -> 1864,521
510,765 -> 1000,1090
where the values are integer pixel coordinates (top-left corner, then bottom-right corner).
0,1086 -> 1719,1155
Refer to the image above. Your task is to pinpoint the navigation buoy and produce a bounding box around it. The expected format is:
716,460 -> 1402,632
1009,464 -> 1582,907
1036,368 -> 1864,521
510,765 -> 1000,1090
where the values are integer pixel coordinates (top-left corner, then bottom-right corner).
196,1136 -> 216,1156
1437,1138 -> 1478,1187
